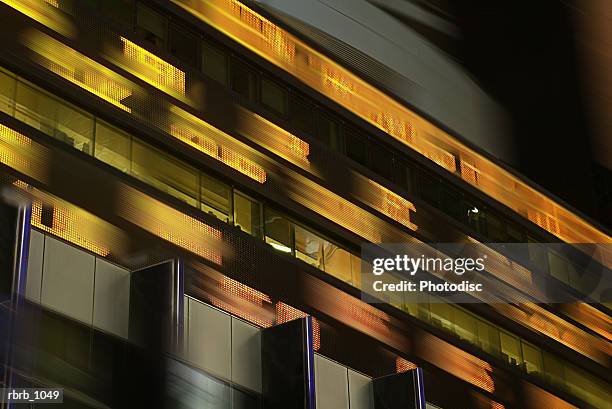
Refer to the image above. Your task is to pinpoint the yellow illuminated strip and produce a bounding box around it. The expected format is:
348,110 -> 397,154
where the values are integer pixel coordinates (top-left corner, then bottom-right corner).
23,30 -> 133,112
168,106 -> 267,183
173,0 -> 612,247
13,181 -> 125,257
118,36 -> 186,97
20,29 -> 268,183
236,107 -> 310,165
1,0 -> 73,36
117,184 -> 223,264
0,124 -> 47,182
354,173 -> 417,230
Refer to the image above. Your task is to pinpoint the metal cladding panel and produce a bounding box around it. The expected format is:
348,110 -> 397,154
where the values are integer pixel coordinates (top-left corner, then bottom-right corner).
261,317 -> 316,409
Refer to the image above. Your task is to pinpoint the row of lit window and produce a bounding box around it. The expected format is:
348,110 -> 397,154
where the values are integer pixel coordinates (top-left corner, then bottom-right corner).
42,0 -> 605,296
0,67 -> 607,408
4,0 -> 605,339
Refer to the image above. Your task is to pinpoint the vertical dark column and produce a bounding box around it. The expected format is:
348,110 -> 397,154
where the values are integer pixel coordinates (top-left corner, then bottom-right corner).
0,194 -> 31,409
118,259 -> 183,409
373,368 -> 426,409
261,316 -> 316,409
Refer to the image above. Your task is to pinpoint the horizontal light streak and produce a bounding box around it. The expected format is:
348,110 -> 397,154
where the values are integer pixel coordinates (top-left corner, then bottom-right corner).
119,36 -> 186,96
116,184 -> 224,264
172,0 -> 611,249
1,0 -> 74,36
168,106 -> 267,183
13,181 -> 125,257
23,30 -> 133,112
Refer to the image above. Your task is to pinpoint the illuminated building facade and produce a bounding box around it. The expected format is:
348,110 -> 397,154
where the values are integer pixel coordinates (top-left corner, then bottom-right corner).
0,1 -> 609,408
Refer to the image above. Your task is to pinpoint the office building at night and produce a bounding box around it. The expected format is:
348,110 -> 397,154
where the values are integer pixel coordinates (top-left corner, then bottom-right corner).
0,1 -> 609,408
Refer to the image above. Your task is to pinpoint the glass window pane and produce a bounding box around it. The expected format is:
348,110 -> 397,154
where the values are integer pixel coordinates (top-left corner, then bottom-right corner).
350,254 -> 361,287
294,225 -> 323,268
323,243 -> 352,283
103,0 -> 134,27
486,212 -> 506,242
345,128 -> 369,167
476,320 -> 500,356
507,224 -> 525,243
418,171 -> 439,207
55,102 -> 93,154
370,143 -> 392,179
264,208 -> 292,253
429,301 -> 453,332
521,342 -> 542,375
548,251 -> 569,284
317,114 -> 341,151
136,3 -> 167,48
543,351 -> 565,387
261,77 -> 287,115
290,95 -> 315,136
94,122 -> 131,173
500,331 -> 521,366
454,308 -> 477,344
231,61 -> 256,101
15,81 -> 56,136
202,40 -> 228,85
0,69 -> 15,115
131,139 -> 198,206
200,173 -> 231,221
463,199 -> 485,234
439,185 -> 461,221
233,192 -> 262,238
170,24 -> 198,67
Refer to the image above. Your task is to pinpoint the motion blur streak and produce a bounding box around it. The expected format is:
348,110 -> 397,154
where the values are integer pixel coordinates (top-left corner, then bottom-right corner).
13,181 -> 127,256
522,382 -> 577,409
492,303 -> 611,363
0,124 -> 48,182
116,36 -> 186,98
24,30 -> 133,112
416,332 -> 494,393
116,184 -> 224,264
172,0 -> 612,251
0,0 -> 74,36
561,303 -> 611,342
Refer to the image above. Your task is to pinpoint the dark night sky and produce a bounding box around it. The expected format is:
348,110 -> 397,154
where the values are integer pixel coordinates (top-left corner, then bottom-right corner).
452,1 -> 606,225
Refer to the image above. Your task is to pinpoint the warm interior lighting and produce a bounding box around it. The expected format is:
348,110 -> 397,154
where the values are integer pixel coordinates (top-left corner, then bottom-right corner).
269,241 -> 291,253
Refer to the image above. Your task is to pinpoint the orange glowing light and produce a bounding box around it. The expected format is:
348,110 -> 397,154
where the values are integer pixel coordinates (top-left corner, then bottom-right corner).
210,276 -> 274,327
276,302 -> 321,350
172,0 -> 612,248
395,357 -> 417,373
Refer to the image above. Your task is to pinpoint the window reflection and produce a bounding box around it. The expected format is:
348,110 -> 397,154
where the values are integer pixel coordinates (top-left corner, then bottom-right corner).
233,192 -> 262,238
294,225 -> 323,268
132,140 -> 198,207
201,173 -> 231,222
264,208 -> 292,253
94,122 -> 131,173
